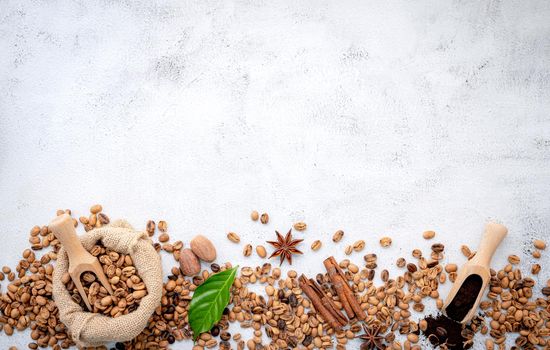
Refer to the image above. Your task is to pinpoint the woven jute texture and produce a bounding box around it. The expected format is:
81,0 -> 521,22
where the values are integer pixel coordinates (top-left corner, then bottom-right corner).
52,220 -> 162,347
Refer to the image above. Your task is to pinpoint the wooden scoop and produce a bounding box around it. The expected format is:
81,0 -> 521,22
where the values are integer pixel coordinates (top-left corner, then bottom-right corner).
442,222 -> 507,324
49,214 -> 113,311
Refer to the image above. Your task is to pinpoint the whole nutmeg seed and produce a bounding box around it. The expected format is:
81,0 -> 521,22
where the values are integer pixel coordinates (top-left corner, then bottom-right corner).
190,235 -> 217,262
179,249 -> 201,276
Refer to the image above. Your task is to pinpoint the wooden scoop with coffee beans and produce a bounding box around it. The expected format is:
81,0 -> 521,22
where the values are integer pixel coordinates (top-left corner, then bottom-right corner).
442,222 -> 508,323
49,214 -> 113,310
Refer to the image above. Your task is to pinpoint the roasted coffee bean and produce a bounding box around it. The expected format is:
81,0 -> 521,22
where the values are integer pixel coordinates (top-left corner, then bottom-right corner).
211,325 -> 220,337
289,294 -> 298,307
302,335 -> 313,346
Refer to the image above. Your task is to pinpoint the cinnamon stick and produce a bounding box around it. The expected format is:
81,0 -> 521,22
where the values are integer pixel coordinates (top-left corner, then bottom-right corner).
299,274 -> 346,329
308,278 -> 347,326
324,256 -> 366,320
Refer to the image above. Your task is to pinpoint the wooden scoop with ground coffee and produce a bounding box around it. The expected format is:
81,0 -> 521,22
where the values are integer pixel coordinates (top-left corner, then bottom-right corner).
442,222 -> 507,324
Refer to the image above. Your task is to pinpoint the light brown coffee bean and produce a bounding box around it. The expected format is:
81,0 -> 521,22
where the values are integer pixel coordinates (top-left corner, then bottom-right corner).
293,222 -> 307,231
243,244 -> 252,257
250,211 -> 259,221
534,239 -> 546,250
146,220 -> 155,236
380,237 -> 392,247
90,204 -> 102,214
353,240 -> 365,252
311,240 -> 322,251
260,213 -> 269,224
423,230 -> 435,239
100,296 -> 113,306
256,245 -> 267,258
159,233 -> 170,242
227,232 -> 240,243
158,220 -> 167,232
532,263 -> 541,275
396,257 -> 406,268
445,264 -> 457,273
332,230 -> 344,242
508,255 -> 520,264
461,245 -> 471,257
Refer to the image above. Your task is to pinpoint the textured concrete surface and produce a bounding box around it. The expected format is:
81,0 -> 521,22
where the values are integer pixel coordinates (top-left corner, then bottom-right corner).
1,1 -> 549,349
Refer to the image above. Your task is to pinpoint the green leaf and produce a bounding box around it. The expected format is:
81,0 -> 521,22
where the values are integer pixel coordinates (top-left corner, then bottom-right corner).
188,266 -> 238,339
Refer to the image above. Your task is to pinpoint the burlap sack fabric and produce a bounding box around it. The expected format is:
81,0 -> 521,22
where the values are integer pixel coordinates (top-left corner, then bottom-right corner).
52,220 -> 163,348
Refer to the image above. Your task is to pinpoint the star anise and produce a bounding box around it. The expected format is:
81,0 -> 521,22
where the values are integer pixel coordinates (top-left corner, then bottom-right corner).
266,229 -> 303,265
358,323 -> 386,350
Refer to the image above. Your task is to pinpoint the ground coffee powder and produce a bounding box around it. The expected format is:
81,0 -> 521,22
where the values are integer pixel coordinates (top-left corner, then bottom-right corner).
445,274 -> 483,322
422,314 -> 468,350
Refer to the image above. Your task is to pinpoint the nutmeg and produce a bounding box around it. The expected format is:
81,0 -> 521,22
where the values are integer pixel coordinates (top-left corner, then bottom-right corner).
179,248 -> 201,276
190,235 -> 217,262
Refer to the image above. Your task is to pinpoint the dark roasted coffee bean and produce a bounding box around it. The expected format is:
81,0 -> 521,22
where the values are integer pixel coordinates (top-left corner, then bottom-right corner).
287,336 -> 298,347
277,319 -> 286,330
407,263 -> 417,272
431,243 -> 445,253
302,335 -> 313,346
220,332 -> 231,341
210,325 -> 220,337
115,343 -> 125,350
367,269 -> 375,280
436,326 -> 447,338
167,335 -> 175,344
289,294 -> 298,307
211,263 -> 220,272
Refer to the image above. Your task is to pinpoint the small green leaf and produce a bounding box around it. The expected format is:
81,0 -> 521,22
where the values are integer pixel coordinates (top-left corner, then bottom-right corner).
188,266 -> 238,339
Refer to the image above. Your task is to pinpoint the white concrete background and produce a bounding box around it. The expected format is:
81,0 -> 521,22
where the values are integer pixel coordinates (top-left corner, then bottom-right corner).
1,1 -> 549,349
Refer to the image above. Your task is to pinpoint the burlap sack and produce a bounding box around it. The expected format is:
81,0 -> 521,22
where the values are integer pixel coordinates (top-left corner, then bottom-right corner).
52,220 -> 163,348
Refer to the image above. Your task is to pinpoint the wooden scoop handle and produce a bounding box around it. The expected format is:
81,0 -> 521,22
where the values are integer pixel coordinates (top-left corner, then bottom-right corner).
470,222 -> 508,267
49,214 -> 89,261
